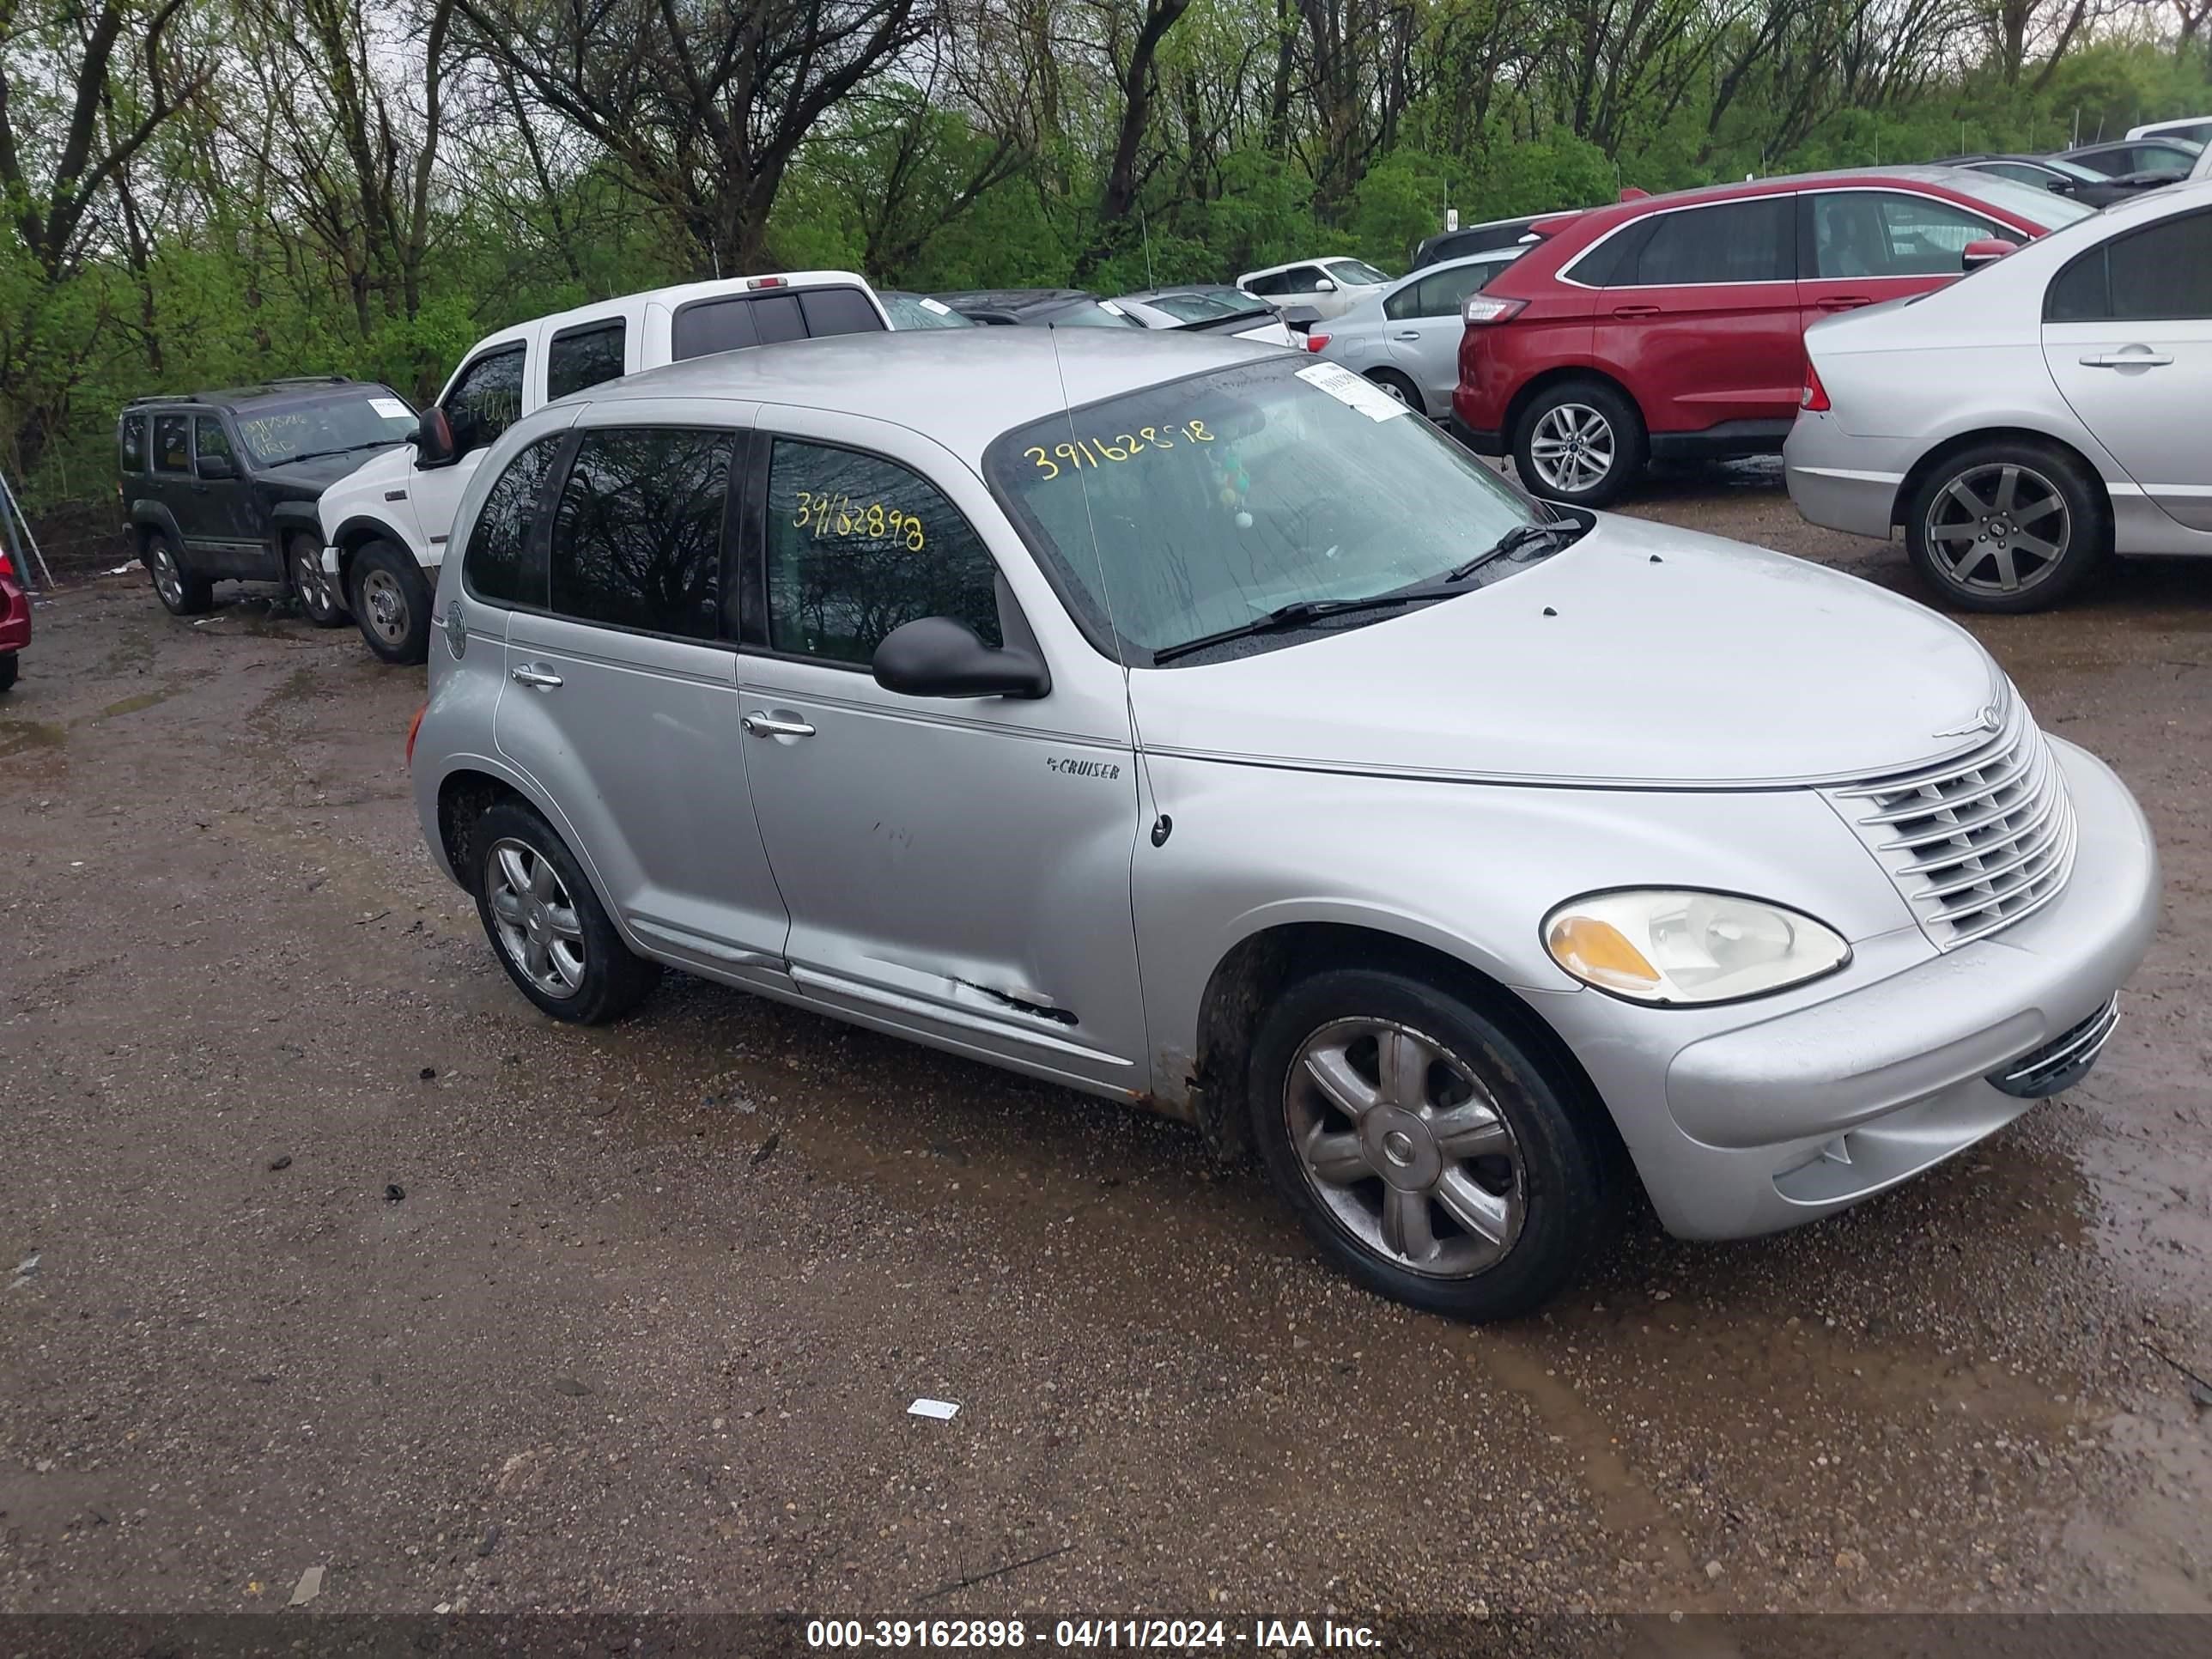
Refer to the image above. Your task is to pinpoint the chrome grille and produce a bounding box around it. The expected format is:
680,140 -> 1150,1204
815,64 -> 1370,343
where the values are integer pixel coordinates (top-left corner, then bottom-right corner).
1826,690 -> 2076,950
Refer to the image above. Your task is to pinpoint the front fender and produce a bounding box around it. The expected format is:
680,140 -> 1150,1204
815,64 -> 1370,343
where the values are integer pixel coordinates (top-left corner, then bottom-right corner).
1133,756 -> 1917,1103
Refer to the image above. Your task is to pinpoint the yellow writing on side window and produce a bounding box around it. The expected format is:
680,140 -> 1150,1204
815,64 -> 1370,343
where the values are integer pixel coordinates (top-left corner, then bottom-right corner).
1024,419 -> 1214,481
792,490 -> 927,551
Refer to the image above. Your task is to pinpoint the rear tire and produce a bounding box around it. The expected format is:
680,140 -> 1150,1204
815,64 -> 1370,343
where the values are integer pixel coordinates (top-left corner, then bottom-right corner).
1904,440 -> 2108,614
0,653 -> 16,694
469,800 -> 661,1024
144,531 -> 213,617
1247,966 -> 1612,1322
349,539 -> 433,664
1364,368 -> 1423,414
289,532 -> 348,627
1512,380 -> 1647,507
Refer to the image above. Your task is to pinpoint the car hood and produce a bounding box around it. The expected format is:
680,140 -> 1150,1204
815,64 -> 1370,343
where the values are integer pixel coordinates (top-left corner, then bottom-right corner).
314,444 -> 414,526
261,447 -> 404,495
1127,514 -> 2007,787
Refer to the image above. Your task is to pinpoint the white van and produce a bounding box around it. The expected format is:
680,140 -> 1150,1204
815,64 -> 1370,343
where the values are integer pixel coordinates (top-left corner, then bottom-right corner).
318,271 -> 890,662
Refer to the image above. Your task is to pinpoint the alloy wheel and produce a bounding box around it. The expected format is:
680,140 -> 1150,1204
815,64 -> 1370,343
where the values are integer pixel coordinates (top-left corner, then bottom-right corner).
149,542 -> 184,609
360,568 -> 410,646
1284,1018 -> 1525,1278
486,838 -> 587,1000
1922,462 -> 2071,598
1528,403 -> 1615,495
293,543 -> 334,619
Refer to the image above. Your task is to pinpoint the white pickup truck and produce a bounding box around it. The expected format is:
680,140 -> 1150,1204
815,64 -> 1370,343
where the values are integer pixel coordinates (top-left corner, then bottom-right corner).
317,271 -> 891,663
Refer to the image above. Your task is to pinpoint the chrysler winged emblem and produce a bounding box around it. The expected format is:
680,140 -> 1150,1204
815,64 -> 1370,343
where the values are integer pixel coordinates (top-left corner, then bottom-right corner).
1933,702 -> 2002,739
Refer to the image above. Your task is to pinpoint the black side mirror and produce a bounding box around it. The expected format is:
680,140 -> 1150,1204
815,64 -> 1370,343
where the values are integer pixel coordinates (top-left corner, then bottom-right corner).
872,616 -> 1050,700
414,406 -> 457,468
196,453 -> 237,481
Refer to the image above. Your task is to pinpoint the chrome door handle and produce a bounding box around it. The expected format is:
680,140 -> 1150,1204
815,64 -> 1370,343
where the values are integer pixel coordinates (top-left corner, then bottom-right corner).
511,664 -> 563,689
741,711 -> 816,739
1393,330 -> 1423,341
2078,350 -> 2173,368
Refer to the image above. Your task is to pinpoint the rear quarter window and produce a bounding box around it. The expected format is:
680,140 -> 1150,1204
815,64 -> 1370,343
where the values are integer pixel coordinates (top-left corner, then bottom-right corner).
119,414 -> 147,472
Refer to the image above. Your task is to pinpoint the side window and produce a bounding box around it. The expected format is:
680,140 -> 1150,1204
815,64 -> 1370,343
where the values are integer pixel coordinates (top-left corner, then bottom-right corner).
1382,278 -> 1430,322
441,346 -> 526,453
2045,247 -> 2110,322
1287,265 -> 1328,290
193,416 -> 234,471
763,437 -> 1001,666
462,434 -> 566,608
1631,198 -> 1795,285
2106,212 -> 2212,320
1850,193 -> 2003,278
545,321 -> 625,403
1420,262 -> 1498,318
799,288 -> 884,338
153,414 -> 191,474
119,414 -> 147,472
1242,273 -> 1286,298
549,428 -> 732,640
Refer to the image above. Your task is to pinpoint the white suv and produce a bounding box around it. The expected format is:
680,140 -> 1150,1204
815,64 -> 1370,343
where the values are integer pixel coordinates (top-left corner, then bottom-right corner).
319,271 -> 890,662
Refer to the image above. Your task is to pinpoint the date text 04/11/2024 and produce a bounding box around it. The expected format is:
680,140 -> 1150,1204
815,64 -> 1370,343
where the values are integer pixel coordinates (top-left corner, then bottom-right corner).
803,1618 -> 1383,1650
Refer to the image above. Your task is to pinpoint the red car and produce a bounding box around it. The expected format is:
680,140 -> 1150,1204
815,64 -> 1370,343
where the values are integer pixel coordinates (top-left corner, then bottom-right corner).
1449,167 -> 2094,506
0,544 -> 27,693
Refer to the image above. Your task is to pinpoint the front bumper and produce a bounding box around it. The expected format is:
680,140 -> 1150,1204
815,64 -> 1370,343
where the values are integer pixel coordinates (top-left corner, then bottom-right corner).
1782,416 -> 1910,539
1549,738 -> 2158,1240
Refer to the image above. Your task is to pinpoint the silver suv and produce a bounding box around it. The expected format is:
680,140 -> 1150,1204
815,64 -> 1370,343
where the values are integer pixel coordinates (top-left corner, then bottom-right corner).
410,330 -> 2158,1321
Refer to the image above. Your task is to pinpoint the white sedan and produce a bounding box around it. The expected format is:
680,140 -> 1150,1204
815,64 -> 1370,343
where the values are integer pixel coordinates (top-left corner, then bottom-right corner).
1786,178 -> 2212,611
1237,255 -> 1392,320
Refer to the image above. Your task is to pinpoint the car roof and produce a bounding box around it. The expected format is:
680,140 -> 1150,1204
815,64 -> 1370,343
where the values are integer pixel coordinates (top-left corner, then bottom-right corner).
467,271 -> 880,352
934,288 -> 1096,311
126,377 -> 371,412
1544,164 -> 2064,244
1236,255 -> 1370,281
564,328 -> 1279,463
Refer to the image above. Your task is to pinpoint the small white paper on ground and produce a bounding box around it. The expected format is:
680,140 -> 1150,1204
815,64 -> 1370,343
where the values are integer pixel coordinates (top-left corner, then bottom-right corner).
289,1565 -> 325,1607
105,562 -> 137,576
1295,360 -> 1408,422
908,1397 -> 960,1421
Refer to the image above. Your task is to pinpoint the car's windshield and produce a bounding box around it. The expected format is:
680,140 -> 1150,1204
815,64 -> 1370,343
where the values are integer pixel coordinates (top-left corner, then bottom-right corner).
989,356 -> 1543,663
1945,171 -> 2097,227
1139,290 -> 1273,324
234,389 -> 416,465
2040,156 -> 2105,183
1326,258 -> 1392,286
881,291 -> 977,330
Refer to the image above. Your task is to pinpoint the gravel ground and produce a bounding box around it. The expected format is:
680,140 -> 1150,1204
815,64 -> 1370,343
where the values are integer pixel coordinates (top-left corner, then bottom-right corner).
3,469 -> 2209,1627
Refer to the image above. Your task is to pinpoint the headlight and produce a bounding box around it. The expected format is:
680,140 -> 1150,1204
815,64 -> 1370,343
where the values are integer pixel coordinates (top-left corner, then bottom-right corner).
1542,890 -> 1850,1006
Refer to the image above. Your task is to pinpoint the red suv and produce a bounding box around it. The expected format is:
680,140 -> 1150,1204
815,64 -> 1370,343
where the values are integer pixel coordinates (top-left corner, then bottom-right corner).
1450,167 -> 2091,505
0,544 -> 27,693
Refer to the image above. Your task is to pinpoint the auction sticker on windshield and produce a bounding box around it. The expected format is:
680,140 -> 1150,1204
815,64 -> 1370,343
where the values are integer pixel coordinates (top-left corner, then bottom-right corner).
1295,361 -> 1407,422
369,397 -> 411,420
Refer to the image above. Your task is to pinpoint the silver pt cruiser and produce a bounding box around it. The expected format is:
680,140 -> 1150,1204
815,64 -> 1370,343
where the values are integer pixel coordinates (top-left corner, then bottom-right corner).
409,330 -> 2159,1321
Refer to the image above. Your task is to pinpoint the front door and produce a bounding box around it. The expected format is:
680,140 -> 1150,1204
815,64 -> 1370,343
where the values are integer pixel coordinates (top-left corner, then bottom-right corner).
1798,188 -> 2011,325
190,416 -> 271,578
416,343 -> 530,565
489,414 -> 790,974
1589,194 -> 1802,437
735,422 -> 1148,1094
2042,205 -> 2212,534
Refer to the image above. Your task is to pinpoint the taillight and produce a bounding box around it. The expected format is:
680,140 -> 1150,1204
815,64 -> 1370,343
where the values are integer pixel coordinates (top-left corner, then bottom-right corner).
1304,333 -> 1330,353
1801,362 -> 1831,412
1462,295 -> 1527,325
0,549 -> 12,579
405,702 -> 427,768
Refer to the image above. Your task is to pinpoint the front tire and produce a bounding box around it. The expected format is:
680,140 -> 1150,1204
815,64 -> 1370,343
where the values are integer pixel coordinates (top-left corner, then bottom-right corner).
1512,380 -> 1647,507
1248,967 -> 1613,1322
1904,441 -> 2108,613
349,539 -> 433,664
470,800 -> 660,1024
144,531 -> 212,617
289,532 -> 348,627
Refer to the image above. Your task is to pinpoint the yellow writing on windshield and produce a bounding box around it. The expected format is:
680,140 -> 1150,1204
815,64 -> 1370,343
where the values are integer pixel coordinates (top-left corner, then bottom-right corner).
1024,420 -> 1213,481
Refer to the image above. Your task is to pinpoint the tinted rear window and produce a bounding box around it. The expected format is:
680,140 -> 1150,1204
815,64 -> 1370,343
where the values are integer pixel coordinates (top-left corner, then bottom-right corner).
549,428 -> 733,639
799,287 -> 883,337
153,415 -> 190,474
1628,198 -> 1796,285
463,434 -> 566,607
547,321 -> 626,403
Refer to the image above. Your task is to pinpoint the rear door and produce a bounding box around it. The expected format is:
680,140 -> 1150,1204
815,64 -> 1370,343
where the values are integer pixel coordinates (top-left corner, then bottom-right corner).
2043,206 -> 2212,533
1586,194 -> 1800,438
150,412 -> 198,550
491,406 -> 791,974
1384,263 -> 1506,409
1798,188 -> 2012,323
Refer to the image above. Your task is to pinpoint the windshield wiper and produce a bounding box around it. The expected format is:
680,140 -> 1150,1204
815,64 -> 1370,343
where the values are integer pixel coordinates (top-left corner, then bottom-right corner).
1444,519 -> 1575,582
1152,589 -> 1453,664
278,441 -> 398,465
